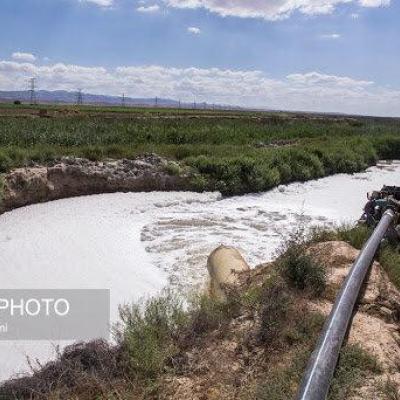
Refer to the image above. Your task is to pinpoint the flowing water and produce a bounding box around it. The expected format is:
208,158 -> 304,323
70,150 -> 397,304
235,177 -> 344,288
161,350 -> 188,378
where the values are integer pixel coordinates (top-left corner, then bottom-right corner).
0,161 -> 400,380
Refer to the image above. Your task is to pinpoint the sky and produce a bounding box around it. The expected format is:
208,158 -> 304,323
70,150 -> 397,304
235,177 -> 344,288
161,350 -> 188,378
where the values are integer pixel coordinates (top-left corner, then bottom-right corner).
0,0 -> 399,116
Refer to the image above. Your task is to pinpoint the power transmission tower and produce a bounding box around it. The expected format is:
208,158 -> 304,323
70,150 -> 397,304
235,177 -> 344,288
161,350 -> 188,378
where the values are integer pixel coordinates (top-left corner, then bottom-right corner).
122,93 -> 126,107
76,89 -> 83,105
155,96 -> 158,108
29,78 -> 37,105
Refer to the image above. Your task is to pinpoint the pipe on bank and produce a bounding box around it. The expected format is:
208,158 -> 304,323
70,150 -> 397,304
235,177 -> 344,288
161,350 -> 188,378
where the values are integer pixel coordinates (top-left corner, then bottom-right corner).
295,209 -> 396,400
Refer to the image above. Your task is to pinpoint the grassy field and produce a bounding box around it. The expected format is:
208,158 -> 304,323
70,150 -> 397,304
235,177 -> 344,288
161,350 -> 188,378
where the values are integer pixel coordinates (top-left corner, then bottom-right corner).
1,103 -> 400,194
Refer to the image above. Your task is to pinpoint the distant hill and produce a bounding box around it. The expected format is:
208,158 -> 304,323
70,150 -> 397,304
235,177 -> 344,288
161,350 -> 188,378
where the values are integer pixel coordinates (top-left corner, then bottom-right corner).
0,90 -> 240,110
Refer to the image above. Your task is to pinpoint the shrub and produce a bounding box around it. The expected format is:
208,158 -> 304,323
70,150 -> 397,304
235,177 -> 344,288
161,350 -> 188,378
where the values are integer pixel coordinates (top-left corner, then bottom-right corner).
190,174 -> 208,191
165,161 -> 181,176
186,292 -> 241,339
279,243 -> 326,297
118,292 -> 187,380
0,340 -> 120,399
257,279 -> 292,345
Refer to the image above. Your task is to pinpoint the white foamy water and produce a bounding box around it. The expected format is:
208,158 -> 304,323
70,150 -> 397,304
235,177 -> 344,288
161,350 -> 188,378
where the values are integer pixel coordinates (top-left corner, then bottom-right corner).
0,161 -> 399,380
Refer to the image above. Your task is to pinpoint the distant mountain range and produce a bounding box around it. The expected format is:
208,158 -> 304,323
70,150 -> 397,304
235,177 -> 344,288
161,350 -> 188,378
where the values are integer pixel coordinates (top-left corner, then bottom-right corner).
0,90 -> 241,110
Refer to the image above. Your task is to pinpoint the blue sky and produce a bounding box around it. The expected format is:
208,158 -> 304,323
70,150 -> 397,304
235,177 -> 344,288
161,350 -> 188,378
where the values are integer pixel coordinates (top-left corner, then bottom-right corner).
0,0 -> 399,116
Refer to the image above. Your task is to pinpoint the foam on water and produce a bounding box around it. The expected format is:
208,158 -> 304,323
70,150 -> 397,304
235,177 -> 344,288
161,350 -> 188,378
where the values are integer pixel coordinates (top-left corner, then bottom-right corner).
0,161 -> 400,380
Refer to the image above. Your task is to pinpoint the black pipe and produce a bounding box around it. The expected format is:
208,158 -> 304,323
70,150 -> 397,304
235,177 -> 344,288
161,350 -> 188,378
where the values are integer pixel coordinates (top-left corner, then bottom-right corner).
295,209 -> 395,400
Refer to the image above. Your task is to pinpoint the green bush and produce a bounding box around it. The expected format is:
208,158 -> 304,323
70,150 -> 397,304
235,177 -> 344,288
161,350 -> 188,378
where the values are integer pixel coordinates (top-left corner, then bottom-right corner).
118,292 -> 187,380
258,279 -> 292,345
188,293 -> 240,337
279,243 -> 326,297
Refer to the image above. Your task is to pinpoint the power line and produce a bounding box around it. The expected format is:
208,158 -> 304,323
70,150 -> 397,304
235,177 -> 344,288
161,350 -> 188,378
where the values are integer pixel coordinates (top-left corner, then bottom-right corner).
29,78 -> 37,105
76,89 -> 83,105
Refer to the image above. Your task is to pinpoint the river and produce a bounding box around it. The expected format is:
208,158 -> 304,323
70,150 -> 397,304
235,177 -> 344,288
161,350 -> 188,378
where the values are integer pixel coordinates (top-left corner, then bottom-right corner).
0,161 -> 399,380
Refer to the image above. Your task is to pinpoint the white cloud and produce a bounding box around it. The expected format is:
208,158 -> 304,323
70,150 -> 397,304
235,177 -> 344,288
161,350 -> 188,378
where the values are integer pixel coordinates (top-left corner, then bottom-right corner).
81,0 -> 113,6
162,0 -> 390,20
320,33 -> 341,39
137,4 -> 160,12
11,52 -> 36,62
0,59 -> 398,117
358,0 -> 390,7
187,26 -> 201,34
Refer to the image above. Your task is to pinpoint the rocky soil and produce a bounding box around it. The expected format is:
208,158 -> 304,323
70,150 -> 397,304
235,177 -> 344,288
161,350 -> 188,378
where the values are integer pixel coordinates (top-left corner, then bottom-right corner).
0,154 -> 194,214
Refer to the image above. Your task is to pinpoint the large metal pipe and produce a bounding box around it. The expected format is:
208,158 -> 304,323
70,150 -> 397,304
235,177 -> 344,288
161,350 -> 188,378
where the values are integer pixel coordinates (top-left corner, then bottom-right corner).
295,209 -> 395,400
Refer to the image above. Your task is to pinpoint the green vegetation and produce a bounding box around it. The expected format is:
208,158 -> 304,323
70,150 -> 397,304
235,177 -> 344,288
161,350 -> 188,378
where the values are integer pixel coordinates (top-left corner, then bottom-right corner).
278,242 -> 326,296
255,315 -> 324,400
0,174 -> 4,204
118,293 -> 188,380
324,223 -> 400,292
329,344 -> 382,400
255,343 -> 380,400
0,104 -> 400,194
379,246 -> 400,291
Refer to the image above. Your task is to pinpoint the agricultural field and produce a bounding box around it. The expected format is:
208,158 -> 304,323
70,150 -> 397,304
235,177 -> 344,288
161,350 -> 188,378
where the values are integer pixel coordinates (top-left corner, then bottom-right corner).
1,103 -> 400,195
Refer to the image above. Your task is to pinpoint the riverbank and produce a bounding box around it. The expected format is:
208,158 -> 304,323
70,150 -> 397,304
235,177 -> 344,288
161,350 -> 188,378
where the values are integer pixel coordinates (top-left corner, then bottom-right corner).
2,226 -> 399,399
0,154 -> 195,214
0,146 -> 391,214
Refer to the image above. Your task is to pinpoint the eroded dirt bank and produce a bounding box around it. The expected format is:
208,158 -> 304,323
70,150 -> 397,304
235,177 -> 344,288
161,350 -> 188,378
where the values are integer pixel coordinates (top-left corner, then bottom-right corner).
0,155 -> 194,214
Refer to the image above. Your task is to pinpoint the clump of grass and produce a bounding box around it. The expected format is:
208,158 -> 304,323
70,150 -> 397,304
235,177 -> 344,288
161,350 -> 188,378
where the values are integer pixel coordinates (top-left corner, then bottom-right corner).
328,344 -> 382,400
257,278 -> 293,345
164,161 -> 182,176
117,292 -> 188,381
278,242 -> 326,297
336,224 -> 372,249
187,292 -> 240,339
379,245 -> 400,291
